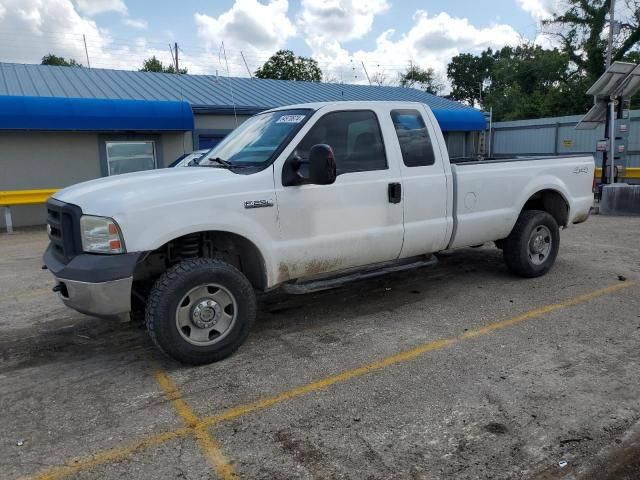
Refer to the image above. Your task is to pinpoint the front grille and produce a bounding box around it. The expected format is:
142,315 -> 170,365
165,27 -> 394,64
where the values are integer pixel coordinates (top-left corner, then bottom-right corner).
46,199 -> 82,264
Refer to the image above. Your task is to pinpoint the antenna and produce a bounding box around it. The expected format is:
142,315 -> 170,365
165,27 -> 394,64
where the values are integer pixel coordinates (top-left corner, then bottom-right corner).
221,41 -> 239,127
240,51 -> 253,79
83,34 -> 91,68
361,61 -> 371,85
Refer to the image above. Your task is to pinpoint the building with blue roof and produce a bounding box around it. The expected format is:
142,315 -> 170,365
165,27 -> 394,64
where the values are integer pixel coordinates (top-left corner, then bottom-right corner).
0,62 -> 486,227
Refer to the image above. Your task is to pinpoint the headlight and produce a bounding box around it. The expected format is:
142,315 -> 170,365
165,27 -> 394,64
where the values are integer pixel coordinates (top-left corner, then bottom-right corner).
80,215 -> 125,254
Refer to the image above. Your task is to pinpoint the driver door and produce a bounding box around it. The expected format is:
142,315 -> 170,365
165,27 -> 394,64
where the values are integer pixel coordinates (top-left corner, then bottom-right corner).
273,107 -> 404,283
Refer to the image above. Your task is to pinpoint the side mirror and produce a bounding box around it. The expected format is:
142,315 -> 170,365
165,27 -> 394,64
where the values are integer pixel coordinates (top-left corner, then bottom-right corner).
308,144 -> 336,185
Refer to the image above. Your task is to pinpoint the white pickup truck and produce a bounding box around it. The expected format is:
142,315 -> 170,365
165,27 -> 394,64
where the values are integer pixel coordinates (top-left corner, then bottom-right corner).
44,101 -> 594,364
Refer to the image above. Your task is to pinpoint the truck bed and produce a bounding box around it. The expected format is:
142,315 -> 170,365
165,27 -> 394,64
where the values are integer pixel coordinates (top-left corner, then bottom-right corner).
448,155 -> 595,249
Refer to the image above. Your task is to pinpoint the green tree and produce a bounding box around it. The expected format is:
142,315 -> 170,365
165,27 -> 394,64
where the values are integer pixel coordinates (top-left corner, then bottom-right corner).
483,45 -> 586,121
543,0 -> 640,80
398,64 -> 444,95
447,50 -> 496,106
446,1 -> 640,120
446,43 -> 598,120
255,50 -> 322,82
41,54 -> 82,67
140,56 -> 187,74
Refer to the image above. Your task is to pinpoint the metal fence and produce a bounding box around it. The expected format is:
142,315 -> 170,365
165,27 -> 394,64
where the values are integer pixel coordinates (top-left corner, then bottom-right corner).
490,110 -> 640,168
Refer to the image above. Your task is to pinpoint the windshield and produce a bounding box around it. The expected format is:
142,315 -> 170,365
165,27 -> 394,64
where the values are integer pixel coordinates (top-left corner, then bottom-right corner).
198,109 -> 312,168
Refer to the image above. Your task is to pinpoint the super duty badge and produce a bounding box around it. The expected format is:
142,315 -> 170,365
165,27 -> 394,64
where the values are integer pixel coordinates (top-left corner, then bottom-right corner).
244,199 -> 274,209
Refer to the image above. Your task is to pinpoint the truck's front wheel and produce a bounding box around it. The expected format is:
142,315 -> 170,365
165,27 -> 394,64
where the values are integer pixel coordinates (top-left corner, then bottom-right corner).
146,258 -> 256,365
503,210 -> 560,278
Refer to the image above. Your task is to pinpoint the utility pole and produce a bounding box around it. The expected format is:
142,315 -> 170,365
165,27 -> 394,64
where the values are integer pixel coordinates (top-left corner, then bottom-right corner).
83,34 -> 91,68
606,0 -> 616,183
174,42 -> 179,73
606,0 -> 615,68
169,44 -> 176,69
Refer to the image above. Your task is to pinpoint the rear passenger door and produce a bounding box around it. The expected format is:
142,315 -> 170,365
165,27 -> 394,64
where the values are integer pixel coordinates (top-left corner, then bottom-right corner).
274,108 -> 404,281
388,108 -> 450,257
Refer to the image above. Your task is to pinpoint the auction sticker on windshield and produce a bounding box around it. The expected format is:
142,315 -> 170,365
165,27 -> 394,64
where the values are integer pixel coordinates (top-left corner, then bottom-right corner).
276,115 -> 306,124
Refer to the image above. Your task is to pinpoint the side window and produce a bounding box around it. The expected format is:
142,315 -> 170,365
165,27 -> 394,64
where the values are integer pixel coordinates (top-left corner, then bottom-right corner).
295,110 -> 387,174
390,109 -> 435,167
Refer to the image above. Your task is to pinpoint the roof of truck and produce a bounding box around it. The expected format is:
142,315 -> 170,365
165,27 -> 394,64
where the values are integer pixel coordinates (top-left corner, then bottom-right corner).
265,101 -> 487,132
265,100 -> 428,110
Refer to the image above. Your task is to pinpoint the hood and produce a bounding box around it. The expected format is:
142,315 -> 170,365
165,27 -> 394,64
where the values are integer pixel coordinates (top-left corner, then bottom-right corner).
54,167 -> 239,216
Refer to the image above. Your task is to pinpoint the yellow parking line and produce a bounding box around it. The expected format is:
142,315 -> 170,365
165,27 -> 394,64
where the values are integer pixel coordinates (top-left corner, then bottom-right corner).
21,280 -> 636,480
24,427 -> 193,480
153,369 -> 200,426
153,369 -> 239,480
199,280 -> 635,429
193,428 -> 240,480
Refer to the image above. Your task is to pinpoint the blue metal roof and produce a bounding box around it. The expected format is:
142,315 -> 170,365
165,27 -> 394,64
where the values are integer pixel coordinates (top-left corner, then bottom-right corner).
0,96 -> 193,131
0,63 -> 485,131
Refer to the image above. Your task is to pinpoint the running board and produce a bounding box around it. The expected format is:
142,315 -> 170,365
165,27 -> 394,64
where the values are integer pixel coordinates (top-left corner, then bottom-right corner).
282,255 -> 438,294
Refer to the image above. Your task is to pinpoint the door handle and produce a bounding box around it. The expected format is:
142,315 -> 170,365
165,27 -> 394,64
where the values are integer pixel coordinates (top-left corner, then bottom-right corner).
388,182 -> 402,204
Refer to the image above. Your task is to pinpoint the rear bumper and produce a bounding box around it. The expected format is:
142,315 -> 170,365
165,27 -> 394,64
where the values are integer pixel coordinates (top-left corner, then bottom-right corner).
43,244 -> 143,318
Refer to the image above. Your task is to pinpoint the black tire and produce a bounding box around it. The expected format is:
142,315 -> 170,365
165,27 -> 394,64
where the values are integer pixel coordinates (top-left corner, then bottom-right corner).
146,258 -> 256,365
503,210 -> 560,278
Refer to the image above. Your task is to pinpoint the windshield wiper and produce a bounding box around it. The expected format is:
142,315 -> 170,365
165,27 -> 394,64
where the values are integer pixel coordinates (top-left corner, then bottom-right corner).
199,157 -> 253,169
209,157 -> 232,167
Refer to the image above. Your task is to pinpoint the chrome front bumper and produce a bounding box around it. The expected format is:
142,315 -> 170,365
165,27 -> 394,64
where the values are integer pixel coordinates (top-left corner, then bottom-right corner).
43,243 -> 143,319
54,276 -> 133,318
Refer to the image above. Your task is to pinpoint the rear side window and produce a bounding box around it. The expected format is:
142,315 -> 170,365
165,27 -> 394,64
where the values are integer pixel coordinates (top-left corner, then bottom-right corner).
390,109 -> 435,167
295,110 -> 387,174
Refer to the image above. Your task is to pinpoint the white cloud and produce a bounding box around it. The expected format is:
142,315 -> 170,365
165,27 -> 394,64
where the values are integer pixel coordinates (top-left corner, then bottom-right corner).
123,17 -> 147,29
0,0 -> 525,89
298,0 -> 389,42
73,0 -> 127,16
195,0 -> 295,53
516,0 -> 558,21
306,9 -> 521,86
0,0 -> 184,73
194,0 -> 296,76
0,0 -> 112,65
516,0 -> 566,48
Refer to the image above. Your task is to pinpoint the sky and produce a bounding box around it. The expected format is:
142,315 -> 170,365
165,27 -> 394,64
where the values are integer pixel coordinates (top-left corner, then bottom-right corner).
0,0 -> 561,84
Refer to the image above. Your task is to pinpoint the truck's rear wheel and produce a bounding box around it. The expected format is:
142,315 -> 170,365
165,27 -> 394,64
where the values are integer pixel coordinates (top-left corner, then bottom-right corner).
146,258 -> 256,365
503,210 -> 559,278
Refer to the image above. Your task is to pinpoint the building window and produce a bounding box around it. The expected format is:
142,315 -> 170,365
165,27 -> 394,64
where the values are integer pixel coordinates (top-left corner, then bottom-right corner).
105,141 -> 157,176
